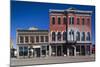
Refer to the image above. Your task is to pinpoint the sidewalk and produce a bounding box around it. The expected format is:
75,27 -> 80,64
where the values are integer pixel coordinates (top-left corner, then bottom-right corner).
10,55 -> 95,66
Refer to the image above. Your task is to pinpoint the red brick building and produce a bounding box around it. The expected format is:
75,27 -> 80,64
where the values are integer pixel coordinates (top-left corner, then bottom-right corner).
49,8 -> 92,56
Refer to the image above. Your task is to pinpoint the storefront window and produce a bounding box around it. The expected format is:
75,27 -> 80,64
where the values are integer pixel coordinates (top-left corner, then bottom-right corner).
19,47 -> 23,56
24,47 -> 28,56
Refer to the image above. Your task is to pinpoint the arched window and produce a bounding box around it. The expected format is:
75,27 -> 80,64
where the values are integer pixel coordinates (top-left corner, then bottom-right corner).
86,32 -> 90,41
63,32 -> 66,40
57,32 -> 61,41
76,31 -> 80,41
52,32 -> 56,41
58,17 -> 61,24
81,32 -> 85,41
69,16 -> 74,25
52,17 -> 55,24
63,17 -> 67,24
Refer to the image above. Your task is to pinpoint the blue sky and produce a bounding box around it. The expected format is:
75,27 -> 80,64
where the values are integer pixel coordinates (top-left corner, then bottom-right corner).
11,1 -> 95,48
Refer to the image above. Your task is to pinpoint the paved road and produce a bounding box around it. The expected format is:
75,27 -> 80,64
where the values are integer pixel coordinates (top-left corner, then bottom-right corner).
10,55 -> 95,66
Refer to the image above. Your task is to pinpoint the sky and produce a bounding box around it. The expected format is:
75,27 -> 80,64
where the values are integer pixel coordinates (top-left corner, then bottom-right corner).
11,1 -> 95,48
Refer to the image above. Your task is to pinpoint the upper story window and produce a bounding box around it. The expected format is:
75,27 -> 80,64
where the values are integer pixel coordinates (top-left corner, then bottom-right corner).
52,17 -> 55,25
20,36 -> 24,43
25,36 -> 28,43
69,16 -> 74,25
52,32 -> 56,41
87,18 -> 90,25
63,32 -> 67,40
86,32 -> 90,41
57,32 -> 61,41
30,36 -> 34,43
63,17 -> 67,24
45,36 -> 48,42
76,31 -> 80,41
40,36 -> 44,42
36,36 -> 39,42
58,17 -> 61,24
81,32 -> 85,41
77,18 -> 80,25
82,18 -> 85,25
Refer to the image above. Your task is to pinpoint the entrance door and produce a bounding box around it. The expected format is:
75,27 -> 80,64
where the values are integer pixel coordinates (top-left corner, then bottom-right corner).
35,48 -> 40,57
57,46 -> 62,56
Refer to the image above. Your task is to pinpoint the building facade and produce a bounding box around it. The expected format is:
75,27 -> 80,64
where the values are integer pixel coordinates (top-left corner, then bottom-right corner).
49,8 -> 92,56
16,29 -> 49,58
16,8 -> 92,58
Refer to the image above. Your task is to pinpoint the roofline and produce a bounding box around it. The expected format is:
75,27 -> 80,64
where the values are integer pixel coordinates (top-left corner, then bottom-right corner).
17,29 -> 49,32
49,9 -> 92,14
